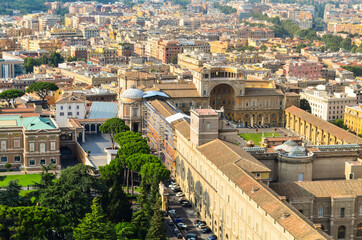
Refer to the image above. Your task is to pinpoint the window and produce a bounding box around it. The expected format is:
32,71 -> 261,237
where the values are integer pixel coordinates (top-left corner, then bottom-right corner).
1,157 -> 7,163
60,106 -> 63,110
298,173 -> 304,181
29,142 -> 35,152
357,223 -> 362,236
40,159 -> 46,165
338,226 -> 346,239
318,207 -> 323,218
68,112 -> 73,116
29,160 -> 35,166
14,156 -> 21,162
69,106 -> 71,110
77,112 -> 80,116
340,208 -> 345,218
50,142 -> 56,151
77,105 -> 80,109
51,158 -> 57,164
1,140 -> 6,150
40,143 -> 46,153
13,139 -> 20,148
206,123 -> 210,129
60,112 -> 64,116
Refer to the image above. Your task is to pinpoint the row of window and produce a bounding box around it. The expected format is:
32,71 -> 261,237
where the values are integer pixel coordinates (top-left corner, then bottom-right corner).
59,105 -> 80,110
1,156 -> 21,163
59,112 -> 80,116
29,158 -> 57,166
29,142 -> 56,152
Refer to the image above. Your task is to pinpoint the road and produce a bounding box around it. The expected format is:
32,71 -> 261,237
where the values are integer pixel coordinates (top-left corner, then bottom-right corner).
163,184 -> 213,240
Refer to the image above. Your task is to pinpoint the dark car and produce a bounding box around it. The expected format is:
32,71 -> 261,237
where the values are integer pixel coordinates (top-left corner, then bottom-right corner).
175,217 -> 182,223
173,188 -> 182,193
182,202 -> 192,207
168,220 -> 174,226
174,228 -> 182,239
196,221 -> 206,227
208,235 -> 217,240
186,233 -> 197,240
202,227 -> 211,234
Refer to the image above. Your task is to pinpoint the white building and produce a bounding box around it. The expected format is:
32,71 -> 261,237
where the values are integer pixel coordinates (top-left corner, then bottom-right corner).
55,94 -> 86,127
301,87 -> 357,121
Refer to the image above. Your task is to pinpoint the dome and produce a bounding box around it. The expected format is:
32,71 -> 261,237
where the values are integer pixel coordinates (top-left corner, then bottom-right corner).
120,86 -> 145,99
274,140 -> 306,157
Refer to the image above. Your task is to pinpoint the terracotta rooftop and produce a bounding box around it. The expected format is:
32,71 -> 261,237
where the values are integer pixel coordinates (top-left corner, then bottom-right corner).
286,106 -> 362,144
245,88 -> 284,96
194,108 -> 217,116
174,120 -> 190,140
270,179 -> 362,199
148,99 -> 177,118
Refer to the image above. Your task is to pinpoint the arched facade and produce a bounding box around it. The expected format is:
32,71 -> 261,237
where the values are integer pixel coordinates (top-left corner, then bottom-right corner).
210,84 -> 235,119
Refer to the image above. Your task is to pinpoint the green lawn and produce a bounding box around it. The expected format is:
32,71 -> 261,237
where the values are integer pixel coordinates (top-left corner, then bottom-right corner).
0,174 -> 41,187
239,132 -> 280,146
19,190 -> 36,196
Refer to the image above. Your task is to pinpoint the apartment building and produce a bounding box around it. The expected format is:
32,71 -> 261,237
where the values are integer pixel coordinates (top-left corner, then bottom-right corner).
55,94 -> 86,127
344,105 -> 362,135
283,60 -> 323,80
300,89 -> 357,121
158,40 -> 181,64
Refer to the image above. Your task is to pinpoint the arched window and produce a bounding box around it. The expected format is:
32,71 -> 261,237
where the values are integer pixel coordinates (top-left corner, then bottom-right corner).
357,223 -> 362,236
338,226 -> 346,239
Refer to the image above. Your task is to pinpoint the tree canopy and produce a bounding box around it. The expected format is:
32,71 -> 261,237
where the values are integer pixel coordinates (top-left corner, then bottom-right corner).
300,99 -> 311,113
100,118 -> 130,149
26,81 -> 58,107
0,89 -> 24,108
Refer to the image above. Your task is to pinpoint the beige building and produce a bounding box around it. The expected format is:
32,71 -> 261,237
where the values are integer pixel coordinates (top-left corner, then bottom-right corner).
174,108 -> 331,240
0,115 -> 61,170
271,180 -> 362,240
285,106 -> 362,145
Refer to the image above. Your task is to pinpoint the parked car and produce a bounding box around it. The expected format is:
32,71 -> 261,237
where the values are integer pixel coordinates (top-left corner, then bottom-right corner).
202,227 -> 211,233
179,197 -> 187,203
176,192 -> 184,197
182,202 -> 192,207
169,209 -> 176,217
178,222 -> 188,230
168,220 -> 174,226
195,221 -> 206,227
186,233 -> 197,240
194,220 -> 202,224
197,223 -> 207,228
174,228 -> 182,239
173,188 -> 182,193
208,235 -> 217,240
175,217 -> 182,223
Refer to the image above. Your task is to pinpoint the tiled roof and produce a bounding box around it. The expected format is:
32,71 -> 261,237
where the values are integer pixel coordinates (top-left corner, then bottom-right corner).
244,88 -> 284,96
270,180 -> 362,199
286,106 -> 362,144
198,139 -> 271,173
148,99 -> 177,118
174,120 -> 190,140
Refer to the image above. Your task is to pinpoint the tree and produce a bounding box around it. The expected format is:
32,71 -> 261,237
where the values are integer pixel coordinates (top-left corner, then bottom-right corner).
106,182 -> 132,223
331,119 -> 348,130
296,43 -> 307,53
0,89 -> 24,108
259,44 -> 267,51
66,56 -> 78,62
116,222 -> 137,240
145,194 -> 167,240
0,180 -> 22,207
300,99 -> 311,113
140,162 -> 170,184
73,198 -> 116,240
0,205 -> 69,240
48,51 -> 64,67
100,118 -> 130,149
170,56 -> 178,64
4,163 -> 11,171
26,82 -> 58,107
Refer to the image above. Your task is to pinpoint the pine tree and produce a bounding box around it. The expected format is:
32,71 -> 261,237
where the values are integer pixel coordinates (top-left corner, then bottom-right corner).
145,194 -> 167,240
107,181 -> 132,223
73,198 -> 116,240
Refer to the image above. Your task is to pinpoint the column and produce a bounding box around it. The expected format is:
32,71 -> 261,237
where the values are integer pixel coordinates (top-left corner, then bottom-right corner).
82,128 -> 85,143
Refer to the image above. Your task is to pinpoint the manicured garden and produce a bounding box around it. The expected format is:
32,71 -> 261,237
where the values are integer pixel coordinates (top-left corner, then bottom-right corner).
239,132 -> 280,146
0,174 -> 41,187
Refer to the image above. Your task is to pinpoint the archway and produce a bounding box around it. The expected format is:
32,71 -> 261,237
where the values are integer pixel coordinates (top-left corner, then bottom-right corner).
338,226 -> 346,239
133,123 -> 139,132
210,84 -> 235,119
60,146 -> 77,168
77,132 -> 83,142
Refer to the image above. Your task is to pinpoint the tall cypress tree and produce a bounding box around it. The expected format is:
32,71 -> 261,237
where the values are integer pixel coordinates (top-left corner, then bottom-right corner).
145,194 -> 167,240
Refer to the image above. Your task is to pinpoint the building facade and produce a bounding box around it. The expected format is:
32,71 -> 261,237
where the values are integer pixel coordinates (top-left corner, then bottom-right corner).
344,105 -> 362,135
0,115 -> 61,170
